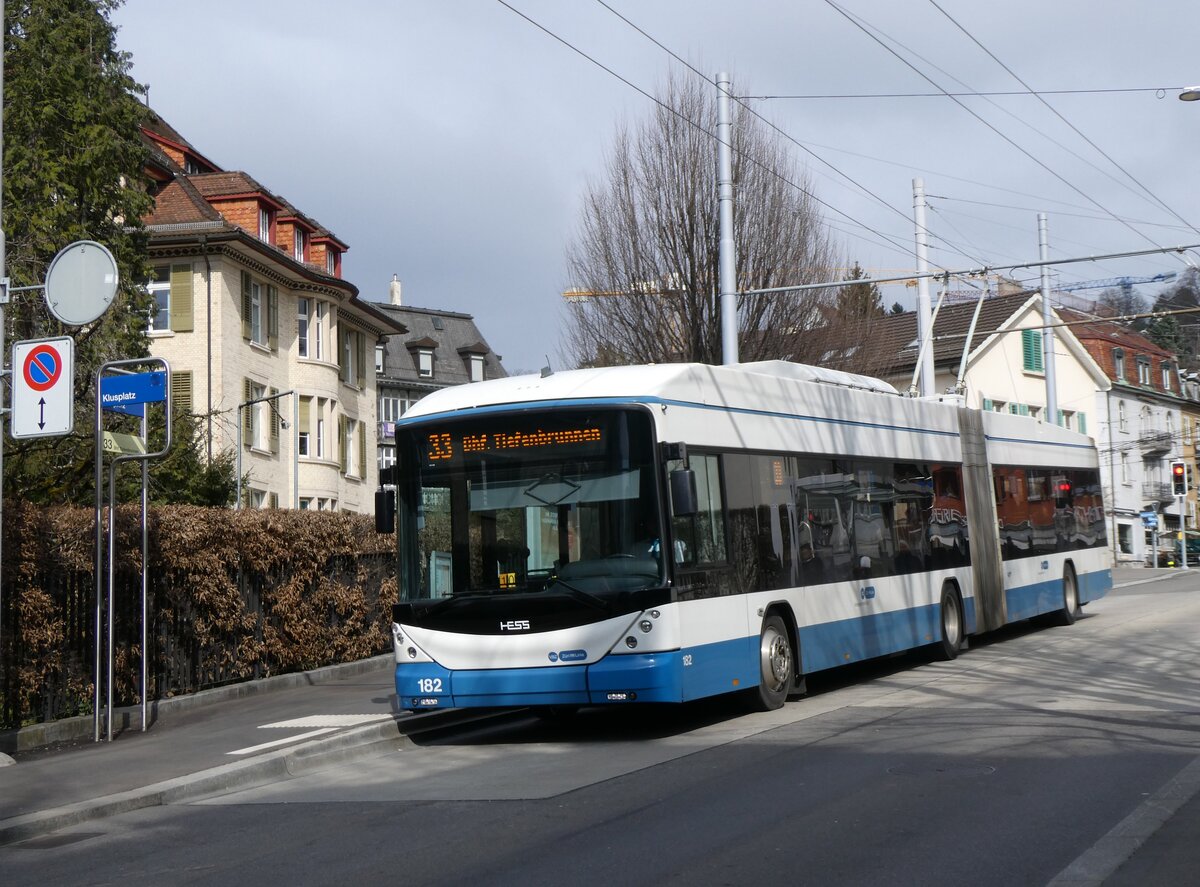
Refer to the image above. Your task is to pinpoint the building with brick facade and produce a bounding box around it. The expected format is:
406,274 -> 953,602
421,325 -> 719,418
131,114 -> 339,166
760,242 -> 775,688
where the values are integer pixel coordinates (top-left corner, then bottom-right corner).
141,111 -> 406,512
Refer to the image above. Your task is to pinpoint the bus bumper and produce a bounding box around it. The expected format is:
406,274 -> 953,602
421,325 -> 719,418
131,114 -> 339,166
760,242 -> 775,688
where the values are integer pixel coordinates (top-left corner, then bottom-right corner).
395,652 -> 686,711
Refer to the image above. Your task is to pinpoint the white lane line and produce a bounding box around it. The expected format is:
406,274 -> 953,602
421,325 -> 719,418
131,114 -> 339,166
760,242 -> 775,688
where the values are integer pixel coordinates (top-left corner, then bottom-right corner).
226,727 -> 338,756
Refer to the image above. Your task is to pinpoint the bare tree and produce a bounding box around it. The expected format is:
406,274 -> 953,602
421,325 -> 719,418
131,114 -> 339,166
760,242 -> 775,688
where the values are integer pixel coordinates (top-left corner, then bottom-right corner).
564,73 -> 841,367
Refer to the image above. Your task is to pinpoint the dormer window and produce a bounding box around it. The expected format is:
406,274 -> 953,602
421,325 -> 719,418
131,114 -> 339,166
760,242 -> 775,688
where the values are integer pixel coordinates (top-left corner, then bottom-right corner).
325,248 -> 339,276
1113,348 -> 1125,381
469,354 -> 484,382
258,206 -> 273,243
1162,362 -> 1173,391
293,227 -> 306,263
418,349 -> 433,378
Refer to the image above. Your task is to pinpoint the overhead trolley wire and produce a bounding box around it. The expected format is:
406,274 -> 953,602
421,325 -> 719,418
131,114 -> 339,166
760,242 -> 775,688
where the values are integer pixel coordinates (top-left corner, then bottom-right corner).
497,0 -> 936,269
588,0 -> 992,269
926,0 -> 1200,241
823,0 -> 1186,266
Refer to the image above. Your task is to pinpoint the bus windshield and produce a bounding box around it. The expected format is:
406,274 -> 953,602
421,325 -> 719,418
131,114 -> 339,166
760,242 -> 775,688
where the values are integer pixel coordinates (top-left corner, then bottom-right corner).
394,407 -> 664,601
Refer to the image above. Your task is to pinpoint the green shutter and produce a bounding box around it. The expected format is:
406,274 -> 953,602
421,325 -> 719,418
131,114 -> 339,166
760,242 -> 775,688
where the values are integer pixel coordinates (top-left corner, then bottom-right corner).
267,286 -> 279,351
1022,329 -> 1043,373
269,387 -> 280,454
169,264 -> 193,332
1078,413 -> 1087,435
337,328 -> 346,380
241,272 -> 252,340
171,370 -> 193,416
358,420 -> 367,478
242,378 -> 253,446
338,415 -> 347,473
299,395 -> 311,430
982,398 -> 993,411
356,332 -> 366,388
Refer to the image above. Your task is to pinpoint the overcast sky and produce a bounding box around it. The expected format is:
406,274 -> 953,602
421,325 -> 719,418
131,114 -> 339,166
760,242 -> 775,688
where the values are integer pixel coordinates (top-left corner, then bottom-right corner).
112,1 -> 1200,373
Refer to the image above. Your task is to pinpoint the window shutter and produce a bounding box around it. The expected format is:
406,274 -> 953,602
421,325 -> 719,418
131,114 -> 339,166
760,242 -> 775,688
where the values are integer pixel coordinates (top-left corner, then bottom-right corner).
338,415 -> 347,473
299,395 -> 311,431
241,272 -> 252,340
269,387 -> 280,454
169,264 -> 193,332
267,286 -> 279,351
338,329 -> 346,380
242,378 -> 253,446
171,370 -> 193,416
1078,413 -> 1087,435
268,492 -> 279,509
982,398 -> 993,411
358,420 -> 367,478
356,332 -> 366,388
1021,330 -> 1043,372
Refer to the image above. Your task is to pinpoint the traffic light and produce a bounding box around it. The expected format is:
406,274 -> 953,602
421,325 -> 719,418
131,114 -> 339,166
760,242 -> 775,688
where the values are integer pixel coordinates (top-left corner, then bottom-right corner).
1171,460 -> 1187,497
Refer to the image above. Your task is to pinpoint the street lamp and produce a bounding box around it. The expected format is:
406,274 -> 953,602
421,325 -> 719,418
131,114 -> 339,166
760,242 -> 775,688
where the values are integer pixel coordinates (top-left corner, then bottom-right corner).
1180,86 -> 1200,102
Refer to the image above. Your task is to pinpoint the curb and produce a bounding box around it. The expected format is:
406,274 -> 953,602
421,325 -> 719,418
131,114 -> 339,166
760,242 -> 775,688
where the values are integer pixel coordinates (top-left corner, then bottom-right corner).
1,653 -> 394,755
0,706 -> 515,846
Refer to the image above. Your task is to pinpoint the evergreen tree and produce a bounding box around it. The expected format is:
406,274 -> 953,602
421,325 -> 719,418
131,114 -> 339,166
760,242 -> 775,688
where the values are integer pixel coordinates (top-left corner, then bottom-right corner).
890,301 -> 905,315
835,263 -> 884,317
3,0 -> 154,504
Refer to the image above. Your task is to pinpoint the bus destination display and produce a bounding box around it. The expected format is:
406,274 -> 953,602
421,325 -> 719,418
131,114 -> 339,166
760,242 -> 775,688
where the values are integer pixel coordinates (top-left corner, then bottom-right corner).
425,425 -> 604,466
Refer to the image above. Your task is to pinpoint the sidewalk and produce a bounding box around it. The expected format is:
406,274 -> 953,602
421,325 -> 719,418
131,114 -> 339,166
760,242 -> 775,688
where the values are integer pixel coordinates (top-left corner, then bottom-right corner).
0,654 -> 484,845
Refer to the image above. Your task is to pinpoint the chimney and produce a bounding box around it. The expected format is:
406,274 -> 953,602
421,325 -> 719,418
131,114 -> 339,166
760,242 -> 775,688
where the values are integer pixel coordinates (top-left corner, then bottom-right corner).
390,274 -> 403,306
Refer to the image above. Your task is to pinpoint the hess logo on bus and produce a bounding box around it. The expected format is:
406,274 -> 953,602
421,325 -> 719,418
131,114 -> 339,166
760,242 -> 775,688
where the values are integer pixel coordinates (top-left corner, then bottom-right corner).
500,620 -> 530,631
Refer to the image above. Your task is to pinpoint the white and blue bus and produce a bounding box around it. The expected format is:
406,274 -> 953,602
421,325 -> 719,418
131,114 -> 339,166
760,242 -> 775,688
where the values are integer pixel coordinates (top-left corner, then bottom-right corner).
384,361 -> 1111,712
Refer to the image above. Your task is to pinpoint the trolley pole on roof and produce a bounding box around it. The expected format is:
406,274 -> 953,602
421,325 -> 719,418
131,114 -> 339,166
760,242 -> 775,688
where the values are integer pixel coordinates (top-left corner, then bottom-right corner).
717,71 -> 739,365
912,179 -> 935,396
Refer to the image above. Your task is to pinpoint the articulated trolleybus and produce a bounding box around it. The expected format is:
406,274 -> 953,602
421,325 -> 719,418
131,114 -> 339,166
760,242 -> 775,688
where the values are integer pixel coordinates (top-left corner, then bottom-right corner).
386,361 -> 1111,713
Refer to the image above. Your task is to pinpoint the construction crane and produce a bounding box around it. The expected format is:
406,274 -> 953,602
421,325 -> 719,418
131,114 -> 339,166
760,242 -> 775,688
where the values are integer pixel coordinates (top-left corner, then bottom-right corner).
1055,272 -> 1177,294
1049,273 -> 1177,312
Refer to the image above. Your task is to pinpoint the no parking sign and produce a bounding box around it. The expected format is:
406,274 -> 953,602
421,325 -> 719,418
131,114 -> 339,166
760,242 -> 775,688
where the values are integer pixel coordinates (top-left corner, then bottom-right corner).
11,337 -> 74,438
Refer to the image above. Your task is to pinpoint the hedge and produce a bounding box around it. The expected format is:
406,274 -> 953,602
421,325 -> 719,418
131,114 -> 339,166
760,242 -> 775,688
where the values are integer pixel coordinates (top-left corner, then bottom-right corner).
0,503 -> 397,730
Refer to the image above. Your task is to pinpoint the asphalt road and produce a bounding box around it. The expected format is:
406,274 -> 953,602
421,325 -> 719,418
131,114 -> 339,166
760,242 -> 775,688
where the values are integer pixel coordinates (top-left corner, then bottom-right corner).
3,571 -> 1198,887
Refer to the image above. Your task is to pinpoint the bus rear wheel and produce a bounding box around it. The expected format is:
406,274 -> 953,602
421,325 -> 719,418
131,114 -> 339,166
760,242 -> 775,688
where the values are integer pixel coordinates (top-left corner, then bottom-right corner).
748,614 -> 793,711
1051,566 -> 1079,626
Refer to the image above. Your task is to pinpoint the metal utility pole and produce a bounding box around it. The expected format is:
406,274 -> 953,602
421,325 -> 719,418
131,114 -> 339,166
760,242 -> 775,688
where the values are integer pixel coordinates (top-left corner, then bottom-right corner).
717,71 -> 738,366
912,179 -> 935,396
1039,212 -> 1058,423
0,0 -> 7,668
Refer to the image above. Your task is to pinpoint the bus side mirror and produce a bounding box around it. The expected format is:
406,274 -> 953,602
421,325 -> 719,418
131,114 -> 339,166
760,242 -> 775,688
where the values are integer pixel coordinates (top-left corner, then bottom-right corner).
670,469 -> 697,517
375,488 -> 396,533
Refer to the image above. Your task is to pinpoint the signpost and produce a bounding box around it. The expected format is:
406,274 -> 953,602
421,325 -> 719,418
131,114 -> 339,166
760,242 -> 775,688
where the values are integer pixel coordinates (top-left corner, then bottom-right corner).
94,359 -> 172,742
10,337 -> 74,438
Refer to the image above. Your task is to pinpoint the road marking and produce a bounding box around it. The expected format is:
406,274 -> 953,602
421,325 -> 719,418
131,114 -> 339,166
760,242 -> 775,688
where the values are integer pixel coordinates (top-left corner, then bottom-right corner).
259,714 -> 393,729
226,727 -> 338,756
1046,754 -> 1200,887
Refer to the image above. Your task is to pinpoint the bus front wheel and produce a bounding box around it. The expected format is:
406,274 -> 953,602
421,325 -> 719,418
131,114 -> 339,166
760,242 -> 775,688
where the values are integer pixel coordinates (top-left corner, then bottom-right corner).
934,586 -> 964,661
748,614 -> 793,711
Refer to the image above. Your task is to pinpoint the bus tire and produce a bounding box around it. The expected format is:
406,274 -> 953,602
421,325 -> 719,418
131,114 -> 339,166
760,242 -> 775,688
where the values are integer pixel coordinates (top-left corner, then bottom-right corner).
748,613 -> 793,712
1051,566 -> 1079,626
934,585 -> 964,661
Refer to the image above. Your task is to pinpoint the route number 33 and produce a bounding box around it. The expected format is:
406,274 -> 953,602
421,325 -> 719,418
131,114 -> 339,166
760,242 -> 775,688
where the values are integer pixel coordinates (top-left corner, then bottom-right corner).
417,678 -> 443,693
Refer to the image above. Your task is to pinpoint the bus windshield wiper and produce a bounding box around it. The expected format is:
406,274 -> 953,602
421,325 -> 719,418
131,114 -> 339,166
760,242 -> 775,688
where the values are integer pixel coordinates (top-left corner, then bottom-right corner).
544,578 -> 609,611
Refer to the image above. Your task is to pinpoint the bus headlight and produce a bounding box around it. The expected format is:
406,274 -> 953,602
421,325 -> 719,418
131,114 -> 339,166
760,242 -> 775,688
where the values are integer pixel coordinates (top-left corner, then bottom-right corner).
407,647 -> 418,659
639,620 -> 653,633
625,636 -> 638,649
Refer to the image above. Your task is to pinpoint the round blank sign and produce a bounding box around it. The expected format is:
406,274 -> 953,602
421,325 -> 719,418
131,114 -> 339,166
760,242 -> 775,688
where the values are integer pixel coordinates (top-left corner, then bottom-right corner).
44,240 -> 120,326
